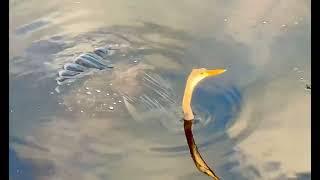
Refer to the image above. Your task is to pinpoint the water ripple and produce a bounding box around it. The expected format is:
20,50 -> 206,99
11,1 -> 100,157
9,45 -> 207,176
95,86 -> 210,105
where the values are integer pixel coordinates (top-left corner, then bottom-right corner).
122,71 -> 243,154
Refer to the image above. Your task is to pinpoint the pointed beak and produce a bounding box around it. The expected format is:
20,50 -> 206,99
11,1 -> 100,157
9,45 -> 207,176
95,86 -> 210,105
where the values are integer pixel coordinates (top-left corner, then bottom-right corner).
205,69 -> 227,77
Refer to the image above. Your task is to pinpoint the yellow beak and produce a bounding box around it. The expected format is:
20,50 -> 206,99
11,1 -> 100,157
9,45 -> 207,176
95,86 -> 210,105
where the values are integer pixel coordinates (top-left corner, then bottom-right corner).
206,69 -> 227,77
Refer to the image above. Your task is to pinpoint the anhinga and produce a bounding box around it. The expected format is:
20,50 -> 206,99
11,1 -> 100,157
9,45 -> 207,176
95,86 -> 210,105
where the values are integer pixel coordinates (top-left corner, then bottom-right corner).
182,68 -> 226,180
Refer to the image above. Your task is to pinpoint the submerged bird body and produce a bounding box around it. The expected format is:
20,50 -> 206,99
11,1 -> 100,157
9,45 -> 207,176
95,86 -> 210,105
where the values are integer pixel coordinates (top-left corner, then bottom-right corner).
182,68 -> 226,179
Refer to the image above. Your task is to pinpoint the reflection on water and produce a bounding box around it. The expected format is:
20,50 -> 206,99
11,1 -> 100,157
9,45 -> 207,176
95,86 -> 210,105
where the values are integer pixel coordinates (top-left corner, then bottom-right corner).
10,0 -> 310,179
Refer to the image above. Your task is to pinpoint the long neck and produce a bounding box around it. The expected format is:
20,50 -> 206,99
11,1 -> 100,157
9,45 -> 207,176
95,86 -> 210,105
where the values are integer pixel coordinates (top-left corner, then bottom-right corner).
182,79 -> 197,120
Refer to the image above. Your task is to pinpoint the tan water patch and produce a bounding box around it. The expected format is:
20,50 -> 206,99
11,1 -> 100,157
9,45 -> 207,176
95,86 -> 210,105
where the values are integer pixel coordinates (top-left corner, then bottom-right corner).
144,54 -> 182,71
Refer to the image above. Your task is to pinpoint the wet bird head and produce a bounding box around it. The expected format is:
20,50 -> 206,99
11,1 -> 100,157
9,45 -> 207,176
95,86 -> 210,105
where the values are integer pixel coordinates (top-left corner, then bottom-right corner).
182,68 -> 226,121
185,68 -> 226,93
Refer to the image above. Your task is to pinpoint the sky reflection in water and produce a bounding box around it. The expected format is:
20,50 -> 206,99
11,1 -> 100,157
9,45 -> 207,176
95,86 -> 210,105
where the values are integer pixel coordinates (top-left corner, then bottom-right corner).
10,0 -> 310,179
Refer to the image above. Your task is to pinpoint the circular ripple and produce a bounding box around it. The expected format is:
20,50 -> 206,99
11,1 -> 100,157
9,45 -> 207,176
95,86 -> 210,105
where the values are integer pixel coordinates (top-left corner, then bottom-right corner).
151,86 -> 242,154
121,71 -> 243,154
46,26 -> 244,156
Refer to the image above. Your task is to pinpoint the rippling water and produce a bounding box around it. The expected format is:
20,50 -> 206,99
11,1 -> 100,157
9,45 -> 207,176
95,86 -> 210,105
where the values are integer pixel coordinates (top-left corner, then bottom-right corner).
10,0 -> 310,179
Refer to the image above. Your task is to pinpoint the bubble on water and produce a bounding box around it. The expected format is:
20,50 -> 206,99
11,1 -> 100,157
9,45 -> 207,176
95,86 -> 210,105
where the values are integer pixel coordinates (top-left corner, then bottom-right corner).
86,91 -> 92,95
106,93 -> 110,96
224,18 -> 228,22
262,20 -> 268,24
118,100 -> 122,103
282,24 -> 287,27
80,110 -> 84,113
109,83 -> 112,86
122,54 -> 126,57
95,89 -> 101,93
103,103 -> 107,106
113,93 -> 117,96
294,21 -> 299,25
50,91 -> 54,95
108,106 -> 114,110
113,102 -> 117,105
85,87 -> 90,90
133,60 -> 138,63
10,109 -> 13,113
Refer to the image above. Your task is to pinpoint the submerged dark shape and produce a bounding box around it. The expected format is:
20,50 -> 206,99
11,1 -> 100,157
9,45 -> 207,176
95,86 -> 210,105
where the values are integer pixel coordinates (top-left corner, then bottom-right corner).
184,120 -> 220,180
56,47 -> 115,85
305,84 -> 311,90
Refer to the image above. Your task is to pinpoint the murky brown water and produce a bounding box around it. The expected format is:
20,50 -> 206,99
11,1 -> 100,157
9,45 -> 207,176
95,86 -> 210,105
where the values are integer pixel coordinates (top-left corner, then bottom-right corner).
10,0 -> 310,179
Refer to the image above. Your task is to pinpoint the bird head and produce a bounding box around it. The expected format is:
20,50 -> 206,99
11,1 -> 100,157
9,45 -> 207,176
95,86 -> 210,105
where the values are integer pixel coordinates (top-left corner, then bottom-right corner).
182,68 -> 226,120
186,68 -> 226,90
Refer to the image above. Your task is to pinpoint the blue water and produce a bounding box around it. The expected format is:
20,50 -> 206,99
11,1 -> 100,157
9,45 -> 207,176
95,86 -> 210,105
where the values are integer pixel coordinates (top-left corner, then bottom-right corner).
10,0 -> 310,179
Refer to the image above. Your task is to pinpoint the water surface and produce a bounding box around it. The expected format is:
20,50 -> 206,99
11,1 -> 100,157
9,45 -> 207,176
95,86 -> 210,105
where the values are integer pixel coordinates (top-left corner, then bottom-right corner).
10,0 -> 310,179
